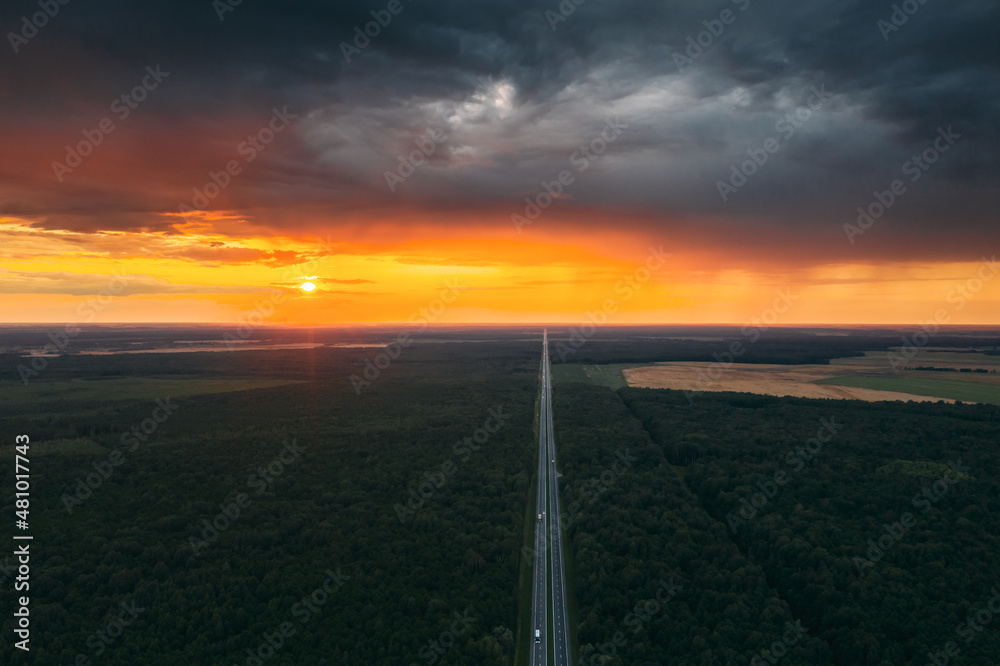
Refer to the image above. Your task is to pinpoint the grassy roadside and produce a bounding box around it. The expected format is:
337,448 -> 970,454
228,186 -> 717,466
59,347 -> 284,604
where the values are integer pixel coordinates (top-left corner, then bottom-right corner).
549,363 -> 645,390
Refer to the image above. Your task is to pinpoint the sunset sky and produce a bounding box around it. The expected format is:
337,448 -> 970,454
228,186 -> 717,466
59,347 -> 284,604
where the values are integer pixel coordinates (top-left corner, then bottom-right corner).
2,0 -> 998,325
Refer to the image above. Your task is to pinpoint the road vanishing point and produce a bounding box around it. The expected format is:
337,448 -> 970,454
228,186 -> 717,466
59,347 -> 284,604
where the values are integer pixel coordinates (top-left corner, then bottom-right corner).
529,330 -> 571,665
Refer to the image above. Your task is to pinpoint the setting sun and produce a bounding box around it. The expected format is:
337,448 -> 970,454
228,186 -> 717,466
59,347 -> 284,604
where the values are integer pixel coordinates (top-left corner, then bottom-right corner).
300,282 -> 317,292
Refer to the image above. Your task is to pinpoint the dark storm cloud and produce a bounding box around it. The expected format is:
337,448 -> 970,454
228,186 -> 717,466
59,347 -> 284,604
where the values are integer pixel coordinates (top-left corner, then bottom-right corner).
1,0 -> 997,262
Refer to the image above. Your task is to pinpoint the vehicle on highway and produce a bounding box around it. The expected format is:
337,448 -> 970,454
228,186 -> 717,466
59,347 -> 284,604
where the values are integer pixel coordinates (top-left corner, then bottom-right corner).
537,513 -> 542,523
535,629 -> 541,643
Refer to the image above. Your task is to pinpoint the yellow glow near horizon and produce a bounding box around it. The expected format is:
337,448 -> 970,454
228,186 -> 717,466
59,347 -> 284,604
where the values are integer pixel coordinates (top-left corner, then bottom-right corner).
1,217 -> 997,325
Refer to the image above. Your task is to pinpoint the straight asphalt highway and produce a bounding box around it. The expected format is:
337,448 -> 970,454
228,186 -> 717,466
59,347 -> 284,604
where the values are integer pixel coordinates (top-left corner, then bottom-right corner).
544,333 -> 572,665
529,331 -> 549,666
528,330 -> 571,665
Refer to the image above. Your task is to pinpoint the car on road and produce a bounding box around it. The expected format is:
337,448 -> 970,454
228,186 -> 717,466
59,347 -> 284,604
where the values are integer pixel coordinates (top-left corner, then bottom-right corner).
537,513 -> 542,523
535,629 -> 540,643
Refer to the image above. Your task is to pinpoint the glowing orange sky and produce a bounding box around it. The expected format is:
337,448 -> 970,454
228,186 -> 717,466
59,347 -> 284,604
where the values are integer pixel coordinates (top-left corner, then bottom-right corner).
2,1 -> 997,328
1,214 -> 997,325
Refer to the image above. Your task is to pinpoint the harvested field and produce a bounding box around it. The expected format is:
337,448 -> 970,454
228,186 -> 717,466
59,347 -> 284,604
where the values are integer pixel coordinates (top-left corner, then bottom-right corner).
622,362 -> 959,403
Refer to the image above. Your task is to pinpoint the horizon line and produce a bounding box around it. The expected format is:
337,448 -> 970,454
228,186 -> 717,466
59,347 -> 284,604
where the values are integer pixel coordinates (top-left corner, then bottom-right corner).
1,322 -> 1000,329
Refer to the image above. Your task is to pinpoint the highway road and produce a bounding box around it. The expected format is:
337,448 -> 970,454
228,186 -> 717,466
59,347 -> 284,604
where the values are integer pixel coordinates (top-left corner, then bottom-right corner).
529,330 -> 572,666
529,332 -> 549,665
544,332 -> 572,665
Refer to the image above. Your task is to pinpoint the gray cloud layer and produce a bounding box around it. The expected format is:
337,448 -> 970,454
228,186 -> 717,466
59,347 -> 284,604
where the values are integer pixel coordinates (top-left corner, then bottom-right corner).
2,0 -> 997,263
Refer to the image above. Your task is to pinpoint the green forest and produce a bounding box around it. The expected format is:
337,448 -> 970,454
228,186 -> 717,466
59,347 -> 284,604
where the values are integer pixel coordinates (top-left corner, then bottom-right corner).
1,334 -> 999,664
0,344 -> 541,665
555,383 -> 832,665
556,379 -> 1000,664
